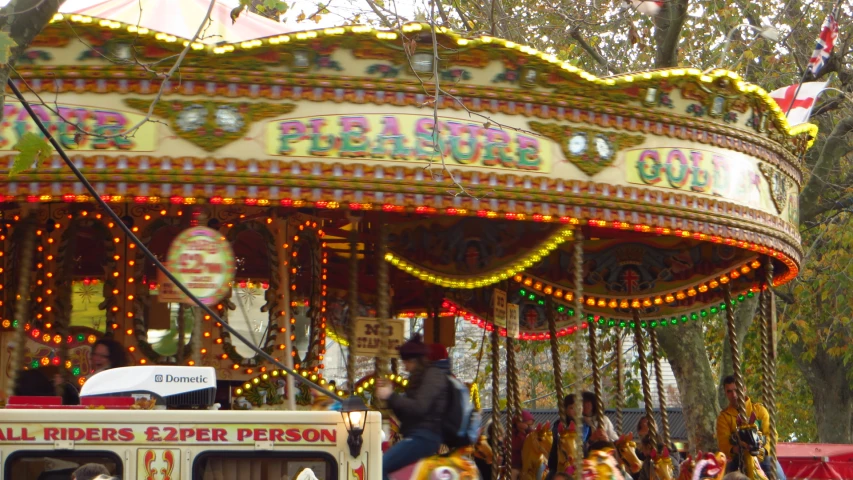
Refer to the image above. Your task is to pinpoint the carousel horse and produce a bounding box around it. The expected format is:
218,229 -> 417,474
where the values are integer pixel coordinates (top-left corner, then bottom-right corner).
614,433 -> 643,474
409,447 -> 480,480
676,452 -> 726,480
582,448 -> 625,480
473,434 -> 495,466
294,468 -> 320,480
649,447 -> 675,480
521,422 -> 553,480
556,421 -> 579,475
733,413 -> 769,480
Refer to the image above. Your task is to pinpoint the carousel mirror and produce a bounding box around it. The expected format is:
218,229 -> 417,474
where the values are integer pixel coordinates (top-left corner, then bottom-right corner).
69,221 -> 112,333
227,226 -> 273,359
290,223 -> 323,366
139,222 -> 196,359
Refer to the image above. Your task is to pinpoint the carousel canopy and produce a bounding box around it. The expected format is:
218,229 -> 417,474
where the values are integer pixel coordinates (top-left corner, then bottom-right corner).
1,13 -> 814,357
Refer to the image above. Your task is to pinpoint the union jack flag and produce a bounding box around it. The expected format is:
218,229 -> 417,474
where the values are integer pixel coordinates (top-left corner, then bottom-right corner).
807,14 -> 839,75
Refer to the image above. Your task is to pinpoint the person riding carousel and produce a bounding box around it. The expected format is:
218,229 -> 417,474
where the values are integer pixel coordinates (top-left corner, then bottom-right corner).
716,376 -> 785,480
581,391 -> 619,444
377,334 -> 449,480
546,394 -> 591,480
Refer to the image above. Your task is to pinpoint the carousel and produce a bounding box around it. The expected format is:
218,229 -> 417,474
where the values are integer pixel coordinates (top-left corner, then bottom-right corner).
0,0 -> 812,479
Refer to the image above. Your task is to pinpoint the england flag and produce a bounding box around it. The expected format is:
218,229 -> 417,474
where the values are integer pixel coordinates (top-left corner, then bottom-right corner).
768,81 -> 828,126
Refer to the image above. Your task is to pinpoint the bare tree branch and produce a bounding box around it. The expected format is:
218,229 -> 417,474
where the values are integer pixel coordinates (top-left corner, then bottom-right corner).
799,115 -> 853,221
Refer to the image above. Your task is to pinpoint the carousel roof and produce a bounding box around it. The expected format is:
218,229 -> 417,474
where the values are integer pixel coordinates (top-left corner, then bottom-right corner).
57,0 -> 346,45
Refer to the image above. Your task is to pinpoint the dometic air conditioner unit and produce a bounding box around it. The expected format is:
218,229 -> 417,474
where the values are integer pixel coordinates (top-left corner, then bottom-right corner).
80,366 -> 217,408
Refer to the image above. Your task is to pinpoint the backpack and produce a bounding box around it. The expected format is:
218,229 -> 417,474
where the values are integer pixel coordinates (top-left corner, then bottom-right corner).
441,375 -> 481,448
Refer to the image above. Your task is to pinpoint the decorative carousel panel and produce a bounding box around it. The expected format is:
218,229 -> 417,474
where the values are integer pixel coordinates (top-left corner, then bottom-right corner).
385,216 -> 569,287
444,287 -> 578,336
6,327 -> 101,383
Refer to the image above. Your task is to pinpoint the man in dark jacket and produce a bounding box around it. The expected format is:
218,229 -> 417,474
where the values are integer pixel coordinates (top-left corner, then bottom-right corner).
377,334 -> 448,480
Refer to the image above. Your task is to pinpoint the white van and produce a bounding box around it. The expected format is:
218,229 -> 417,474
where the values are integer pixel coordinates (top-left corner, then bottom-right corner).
0,367 -> 382,480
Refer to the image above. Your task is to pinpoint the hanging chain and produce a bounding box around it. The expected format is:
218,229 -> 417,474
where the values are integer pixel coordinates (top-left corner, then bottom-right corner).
491,329 -> 507,480
615,330 -> 624,435
588,320 -> 606,429
760,257 -> 778,480
7,213 -> 37,400
633,311 -> 659,448
547,296 -> 567,427
723,284 -> 748,420
346,222 -> 359,390
572,229 -> 585,479
649,328 -> 671,447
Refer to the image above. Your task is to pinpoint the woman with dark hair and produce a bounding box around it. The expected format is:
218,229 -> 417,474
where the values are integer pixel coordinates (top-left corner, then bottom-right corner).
581,391 -> 618,443
376,334 -> 448,480
90,338 -> 128,374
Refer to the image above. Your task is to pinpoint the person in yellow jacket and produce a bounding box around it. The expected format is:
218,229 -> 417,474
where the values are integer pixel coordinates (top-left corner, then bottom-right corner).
716,376 -> 783,479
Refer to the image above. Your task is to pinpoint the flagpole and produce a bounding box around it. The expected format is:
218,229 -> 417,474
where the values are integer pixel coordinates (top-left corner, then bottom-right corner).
785,0 -> 842,117
784,70 -> 811,116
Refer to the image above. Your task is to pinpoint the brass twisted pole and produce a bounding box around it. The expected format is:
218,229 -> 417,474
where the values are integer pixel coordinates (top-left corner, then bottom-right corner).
588,320 -> 606,429
55,215 -> 79,395
376,214 -> 390,377
649,328 -> 671,447
633,310 -> 659,448
723,284 -> 748,420
760,257 -> 778,480
615,330 -> 624,434
547,297 -> 567,428
7,213 -> 37,400
346,222 -> 359,391
505,330 -> 520,459
572,229 -> 585,479
491,329 -> 507,480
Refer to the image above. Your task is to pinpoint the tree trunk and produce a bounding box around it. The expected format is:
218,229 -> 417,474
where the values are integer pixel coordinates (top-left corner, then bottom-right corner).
794,345 -> 853,442
657,321 -> 719,453
718,295 -> 759,407
0,0 -> 64,120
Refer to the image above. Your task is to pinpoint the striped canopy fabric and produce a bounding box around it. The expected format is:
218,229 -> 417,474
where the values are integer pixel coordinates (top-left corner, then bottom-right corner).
58,0 -> 342,45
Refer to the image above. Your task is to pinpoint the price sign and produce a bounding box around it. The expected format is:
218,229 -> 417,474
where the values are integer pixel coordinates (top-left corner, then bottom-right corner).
507,303 -> 519,339
351,318 -> 406,357
493,289 -> 507,328
163,226 -> 235,306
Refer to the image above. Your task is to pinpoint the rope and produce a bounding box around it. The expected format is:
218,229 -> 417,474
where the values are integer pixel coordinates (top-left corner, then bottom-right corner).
490,329 -> 506,480
376,214 -> 390,377
7,213 -> 37,400
55,214 -> 78,395
723,285 -> 748,420
588,319 -> 606,429
649,328 -> 671,447
615,330 -> 624,434
573,230 -> 585,479
346,223 -> 359,390
761,257 -> 778,480
547,296 -> 567,427
633,310 -> 659,448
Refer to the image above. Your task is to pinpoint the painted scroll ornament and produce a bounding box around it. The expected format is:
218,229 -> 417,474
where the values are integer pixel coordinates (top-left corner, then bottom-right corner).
759,163 -> 793,214
529,121 -> 645,176
124,99 -> 296,152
